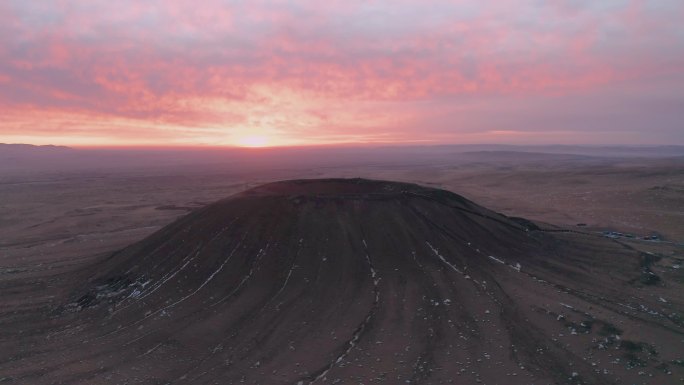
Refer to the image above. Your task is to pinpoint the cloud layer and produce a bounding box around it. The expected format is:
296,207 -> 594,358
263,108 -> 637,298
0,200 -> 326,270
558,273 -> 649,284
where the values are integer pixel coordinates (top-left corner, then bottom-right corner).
1,0 -> 683,146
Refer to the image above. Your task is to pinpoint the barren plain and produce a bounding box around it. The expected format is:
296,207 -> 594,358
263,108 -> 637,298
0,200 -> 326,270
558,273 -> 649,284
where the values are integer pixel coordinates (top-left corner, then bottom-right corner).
0,146 -> 682,384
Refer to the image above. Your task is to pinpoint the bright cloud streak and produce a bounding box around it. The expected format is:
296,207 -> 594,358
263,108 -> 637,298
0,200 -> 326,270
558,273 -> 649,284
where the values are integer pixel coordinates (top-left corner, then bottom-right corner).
0,0 -> 683,146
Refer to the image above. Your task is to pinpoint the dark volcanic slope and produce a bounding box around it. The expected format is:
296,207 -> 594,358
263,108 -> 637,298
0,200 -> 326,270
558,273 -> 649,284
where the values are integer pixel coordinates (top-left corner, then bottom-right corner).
1,179 -> 683,384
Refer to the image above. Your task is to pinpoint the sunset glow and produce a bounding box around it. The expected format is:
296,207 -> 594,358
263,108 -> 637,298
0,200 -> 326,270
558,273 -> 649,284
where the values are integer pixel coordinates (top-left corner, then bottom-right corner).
1,1 -> 683,146
236,136 -> 271,148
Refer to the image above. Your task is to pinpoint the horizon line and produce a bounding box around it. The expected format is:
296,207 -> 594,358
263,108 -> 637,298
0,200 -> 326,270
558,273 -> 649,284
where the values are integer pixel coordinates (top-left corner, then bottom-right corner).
5,142 -> 684,151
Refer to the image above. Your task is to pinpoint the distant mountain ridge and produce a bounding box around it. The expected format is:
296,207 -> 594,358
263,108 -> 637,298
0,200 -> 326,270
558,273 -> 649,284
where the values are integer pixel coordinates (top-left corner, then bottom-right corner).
1,143 -> 682,177
0,143 -> 73,154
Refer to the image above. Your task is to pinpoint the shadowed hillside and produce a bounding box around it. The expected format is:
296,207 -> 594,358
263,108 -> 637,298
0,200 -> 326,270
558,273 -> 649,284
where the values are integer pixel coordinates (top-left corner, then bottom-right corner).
1,179 -> 682,384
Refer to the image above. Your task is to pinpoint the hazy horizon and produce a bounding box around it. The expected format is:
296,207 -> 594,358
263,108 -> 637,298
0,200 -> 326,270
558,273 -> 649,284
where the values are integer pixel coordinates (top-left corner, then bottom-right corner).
5,142 -> 684,150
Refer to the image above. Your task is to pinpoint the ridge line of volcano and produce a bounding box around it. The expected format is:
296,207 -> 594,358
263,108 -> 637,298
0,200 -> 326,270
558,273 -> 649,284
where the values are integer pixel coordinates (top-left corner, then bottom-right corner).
304,235 -> 381,384
174,241 -> 306,383
403,191 -> 529,232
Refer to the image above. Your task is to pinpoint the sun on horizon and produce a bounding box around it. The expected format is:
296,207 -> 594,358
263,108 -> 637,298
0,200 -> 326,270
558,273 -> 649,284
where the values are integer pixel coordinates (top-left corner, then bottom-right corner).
234,136 -> 271,148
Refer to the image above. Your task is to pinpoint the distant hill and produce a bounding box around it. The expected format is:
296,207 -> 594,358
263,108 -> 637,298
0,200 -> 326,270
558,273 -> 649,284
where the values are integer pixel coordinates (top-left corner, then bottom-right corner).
0,143 -> 73,155
1,143 -> 682,177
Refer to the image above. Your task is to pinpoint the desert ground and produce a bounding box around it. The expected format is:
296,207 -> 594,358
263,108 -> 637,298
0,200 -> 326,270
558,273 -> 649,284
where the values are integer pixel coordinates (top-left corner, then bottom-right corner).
0,145 -> 682,384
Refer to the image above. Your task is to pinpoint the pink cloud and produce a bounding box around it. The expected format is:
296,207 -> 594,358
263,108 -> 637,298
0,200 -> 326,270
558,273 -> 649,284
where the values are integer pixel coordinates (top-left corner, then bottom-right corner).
0,0 -> 683,146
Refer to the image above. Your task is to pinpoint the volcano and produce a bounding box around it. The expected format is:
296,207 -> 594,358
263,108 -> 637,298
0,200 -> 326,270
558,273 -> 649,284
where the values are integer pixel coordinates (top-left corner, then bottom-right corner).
1,179 -> 682,384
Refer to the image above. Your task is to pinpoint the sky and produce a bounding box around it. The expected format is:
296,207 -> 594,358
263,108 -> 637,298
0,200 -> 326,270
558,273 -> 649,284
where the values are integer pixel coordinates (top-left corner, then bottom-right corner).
0,0 -> 683,147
